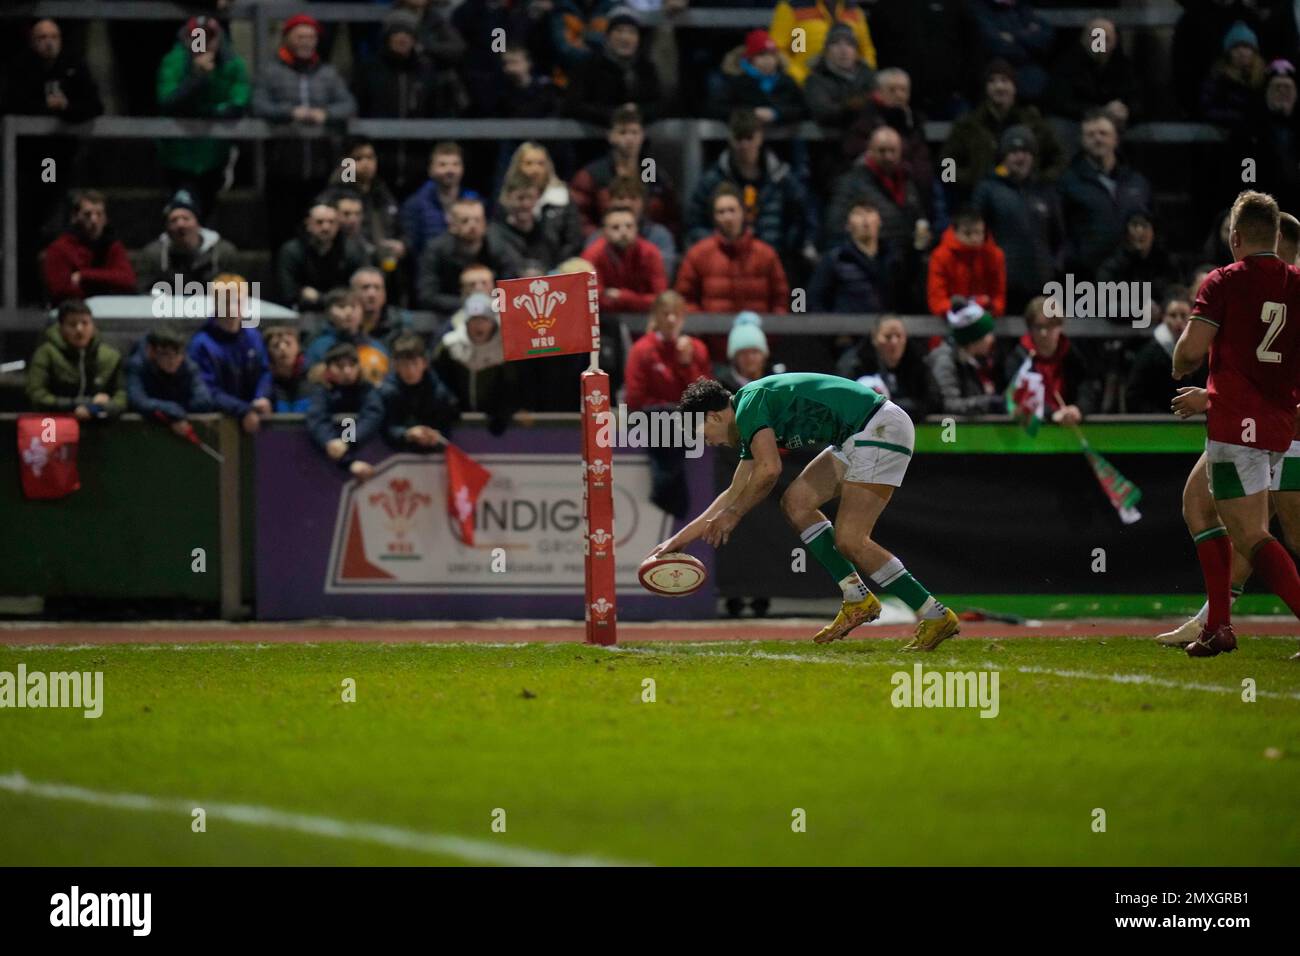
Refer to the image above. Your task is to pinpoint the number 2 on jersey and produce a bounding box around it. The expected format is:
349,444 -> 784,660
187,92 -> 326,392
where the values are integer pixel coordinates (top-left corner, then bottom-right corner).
1258,301 -> 1287,364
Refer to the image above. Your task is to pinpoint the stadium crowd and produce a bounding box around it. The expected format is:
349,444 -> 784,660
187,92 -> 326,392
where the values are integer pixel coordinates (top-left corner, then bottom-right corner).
6,0 -> 1300,439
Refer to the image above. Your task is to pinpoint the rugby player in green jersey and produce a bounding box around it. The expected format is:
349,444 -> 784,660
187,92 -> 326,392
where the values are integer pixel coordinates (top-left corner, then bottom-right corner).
651,372 -> 960,649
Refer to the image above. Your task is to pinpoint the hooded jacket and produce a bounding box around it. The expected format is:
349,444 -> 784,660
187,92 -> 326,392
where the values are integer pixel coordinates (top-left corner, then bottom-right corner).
125,348 -> 213,420
27,323 -> 126,414
186,318 -> 272,417
42,226 -> 138,302
687,147 -> 819,258
155,23 -> 251,174
926,225 -> 1007,316
137,227 -> 241,291
674,231 -> 790,315
710,46 -> 808,123
305,377 -> 385,466
432,308 -> 518,434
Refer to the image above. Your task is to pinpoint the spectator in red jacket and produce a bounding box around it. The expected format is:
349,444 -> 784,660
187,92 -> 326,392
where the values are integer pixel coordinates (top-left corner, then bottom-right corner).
926,207 -> 1007,317
41,190 -> 138,303
675,184 -> 789,316
624,290 -> 712,411
582,207 -> 666,312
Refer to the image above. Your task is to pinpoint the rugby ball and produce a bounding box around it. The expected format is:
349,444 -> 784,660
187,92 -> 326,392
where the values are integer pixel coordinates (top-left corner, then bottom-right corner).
638,552 -> 707,596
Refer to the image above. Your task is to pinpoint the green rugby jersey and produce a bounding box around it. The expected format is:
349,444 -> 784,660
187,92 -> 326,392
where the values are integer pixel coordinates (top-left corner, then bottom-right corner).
731,372 -> 885,460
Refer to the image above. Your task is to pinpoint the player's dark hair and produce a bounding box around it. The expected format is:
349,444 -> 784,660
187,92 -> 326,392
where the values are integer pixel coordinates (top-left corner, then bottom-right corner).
1230,190 -> 1280,245
678,378 -> 733,416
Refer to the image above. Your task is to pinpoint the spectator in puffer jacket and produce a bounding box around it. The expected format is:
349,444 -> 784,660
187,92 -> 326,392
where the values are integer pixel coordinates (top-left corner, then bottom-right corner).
379,332 -> 461,451
155,15 -> 250,216
809,200 -> 906,314
305,342 -> 385,480
709,29 -> 807,125
432,292 -> 520,435
926,208 -> 1007,317
582,207 -> 667,313
42,190 -> 138,303
675,184 -> 790,319
624,290 -> 712,411
687,109 -> 819,283
27,300 -> 125,420
769,1 -> 876,87
925,299 -> 1005,415
399,142 -> 481,260
136,189 -> 241,293
127,327 -> 214,434
1003,295 -> 1101,425
187,274 -> 273,433
971,125 -> 1064,314
1057,109 -> 1153,279
252,14 -> 357,252
835,315 -> 932,421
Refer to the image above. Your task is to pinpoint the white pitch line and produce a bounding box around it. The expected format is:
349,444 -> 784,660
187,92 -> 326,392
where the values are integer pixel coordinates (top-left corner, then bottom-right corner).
604,646 -> 1300,700
0,772 -> 644,867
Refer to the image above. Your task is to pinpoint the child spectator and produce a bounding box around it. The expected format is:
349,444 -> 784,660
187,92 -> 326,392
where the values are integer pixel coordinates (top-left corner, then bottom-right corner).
399,142 -> 481,260
306,288 -> 390,385
925,300 -> 1005,415
926,208 -> 1007,317
27,300 -> 125,421
155,15 -> 250,216
305,343 -> 384,480
582,207 -> 667,312
809,200 -> 906,313
136,190 -> 241,292
624,291 -> 711,411
432,292 -> 519,435
836,315 -> 932,421
380,332 -> 461,451
42,190 -> 138,303
1126,289 -> 1204,413
710,29 -> 807,125
675,184 -> 790,322
187,274 -> 273,433
264,325 -> 313,413
126,327 -> 214,434
1004,296 -> 1100,425
275,202 -> 369,311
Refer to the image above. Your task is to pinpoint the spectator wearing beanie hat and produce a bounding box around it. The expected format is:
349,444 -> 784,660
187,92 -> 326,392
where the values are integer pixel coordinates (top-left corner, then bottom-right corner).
253,13 -> 357,252
1200,20 -> 1267,127
941,58 -> 1064,202
925,299 -> 1005,415
715,311 -> 773,393
155,15 -> 250,217
136,189 -> 242,293
769,1 -> 877,87
971,124 -> 1065,315
710,29 -> 808,125
804,22 -> 878,132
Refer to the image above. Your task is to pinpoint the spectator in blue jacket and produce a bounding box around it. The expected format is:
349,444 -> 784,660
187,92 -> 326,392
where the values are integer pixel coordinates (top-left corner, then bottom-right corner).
186,275 -> 272,433
264,325 -> 313,413
399,142 -> 481,260
305,342 -> 385,480
126,327 -> 214,434
971,0 -> 1054,104
379,332 -> 461,450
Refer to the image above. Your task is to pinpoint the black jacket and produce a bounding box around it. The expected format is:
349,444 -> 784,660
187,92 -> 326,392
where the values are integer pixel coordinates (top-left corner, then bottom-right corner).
563,47 -> 662,125
1,49 -> 103,121
836,339 -> 932,420
275,233 -> 370,309
808,240 -> 906,314
305,379 -> 385,467
378,368 -> 461,449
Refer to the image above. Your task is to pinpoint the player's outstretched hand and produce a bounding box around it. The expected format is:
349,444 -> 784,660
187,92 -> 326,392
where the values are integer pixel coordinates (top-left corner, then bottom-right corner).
1172,387 -> 1208,418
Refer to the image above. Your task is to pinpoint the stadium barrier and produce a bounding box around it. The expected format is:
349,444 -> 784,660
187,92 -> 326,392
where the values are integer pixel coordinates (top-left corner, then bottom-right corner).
1,112 -> 1225,316
9,411 -> 1285,622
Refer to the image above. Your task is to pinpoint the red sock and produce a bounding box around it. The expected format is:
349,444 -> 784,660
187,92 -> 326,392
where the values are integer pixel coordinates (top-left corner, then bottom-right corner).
1251,538 -> 1300,620
1196,533 -> 1233,628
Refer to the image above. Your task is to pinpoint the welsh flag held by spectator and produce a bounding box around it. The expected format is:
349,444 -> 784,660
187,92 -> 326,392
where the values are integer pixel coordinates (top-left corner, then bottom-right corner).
445,443 -> 492,545
1005,355 -> 1045,436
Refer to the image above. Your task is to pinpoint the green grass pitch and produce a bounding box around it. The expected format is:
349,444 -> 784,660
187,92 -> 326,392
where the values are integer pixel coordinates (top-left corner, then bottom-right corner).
2,635 -> 1298,866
